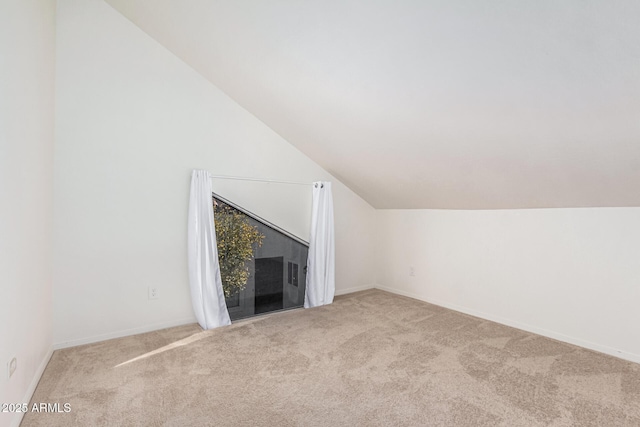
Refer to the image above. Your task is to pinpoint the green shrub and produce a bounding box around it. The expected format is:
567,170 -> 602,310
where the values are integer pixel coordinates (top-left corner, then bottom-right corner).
214,200 -> 264,298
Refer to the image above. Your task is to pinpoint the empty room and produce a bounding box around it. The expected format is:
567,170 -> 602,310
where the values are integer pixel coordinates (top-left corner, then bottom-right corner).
1,0 -> 639,426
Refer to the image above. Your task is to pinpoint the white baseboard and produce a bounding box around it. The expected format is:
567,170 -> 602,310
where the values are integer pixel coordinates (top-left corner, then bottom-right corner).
53,287 -> 375,350
9,346 -> 54,427
53,317 -> 197,350
374,285 -> 640,365
335,283 -> 375,296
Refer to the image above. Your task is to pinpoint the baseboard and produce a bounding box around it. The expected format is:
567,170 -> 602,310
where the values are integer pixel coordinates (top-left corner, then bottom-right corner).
9,346 -> 54,427
335,283 -> 375,296
374,285 -> 640,365
51,287 -> 374,349
53,317 -> 196,350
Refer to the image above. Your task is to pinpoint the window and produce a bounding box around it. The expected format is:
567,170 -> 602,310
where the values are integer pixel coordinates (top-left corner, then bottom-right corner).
213,194 -> 308,320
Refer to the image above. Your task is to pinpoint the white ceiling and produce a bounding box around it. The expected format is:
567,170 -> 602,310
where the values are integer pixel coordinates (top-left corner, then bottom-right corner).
104,0 -> 640,209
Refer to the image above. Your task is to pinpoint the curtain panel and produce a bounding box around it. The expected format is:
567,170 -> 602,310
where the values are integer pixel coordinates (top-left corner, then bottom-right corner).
304,181 -> 335,308
187,170 -> 231,329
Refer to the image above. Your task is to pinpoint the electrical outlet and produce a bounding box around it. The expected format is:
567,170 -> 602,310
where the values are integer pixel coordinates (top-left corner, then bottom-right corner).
7,357 -> 16,380
148,286 -> 158,300
409,266 -> 415,277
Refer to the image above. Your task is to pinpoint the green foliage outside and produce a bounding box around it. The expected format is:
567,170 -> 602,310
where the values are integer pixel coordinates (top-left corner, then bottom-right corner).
214,200 -> 264,298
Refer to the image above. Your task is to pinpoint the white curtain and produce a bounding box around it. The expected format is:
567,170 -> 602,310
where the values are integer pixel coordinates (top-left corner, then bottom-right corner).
187,170 -> 231,329
304,181 -> 335,308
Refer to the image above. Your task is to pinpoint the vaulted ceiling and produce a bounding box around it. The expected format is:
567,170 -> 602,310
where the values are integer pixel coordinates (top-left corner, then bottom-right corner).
104,0 -> 640,209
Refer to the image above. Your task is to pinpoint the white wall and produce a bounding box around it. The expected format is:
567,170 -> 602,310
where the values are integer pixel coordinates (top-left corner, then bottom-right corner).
53,0 -> 376,348
0,1 -> 56,426
376,208 -> 640,363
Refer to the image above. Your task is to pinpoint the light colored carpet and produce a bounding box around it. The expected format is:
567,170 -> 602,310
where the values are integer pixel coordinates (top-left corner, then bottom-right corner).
23,290 -> 640,426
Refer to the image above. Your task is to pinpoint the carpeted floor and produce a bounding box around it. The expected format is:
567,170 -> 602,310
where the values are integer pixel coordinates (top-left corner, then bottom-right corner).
23,290 -> 640,426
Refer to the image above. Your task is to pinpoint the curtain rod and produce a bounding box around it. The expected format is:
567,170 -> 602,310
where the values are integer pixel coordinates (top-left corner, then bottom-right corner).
209,174 -> 312,186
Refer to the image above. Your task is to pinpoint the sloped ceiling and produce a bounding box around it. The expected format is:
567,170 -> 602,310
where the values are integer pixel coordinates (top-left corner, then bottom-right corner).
104,0 -> 640,209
